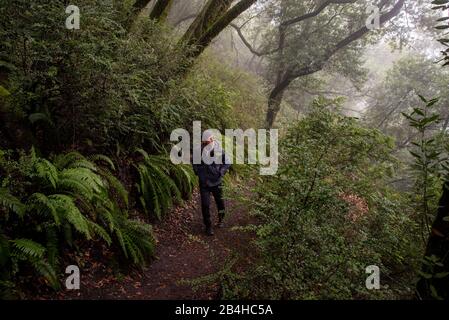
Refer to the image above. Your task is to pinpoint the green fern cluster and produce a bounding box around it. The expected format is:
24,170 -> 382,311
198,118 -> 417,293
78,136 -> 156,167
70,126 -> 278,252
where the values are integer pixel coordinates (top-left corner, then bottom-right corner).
0,149 -> 155,297
135,149 -> 196,220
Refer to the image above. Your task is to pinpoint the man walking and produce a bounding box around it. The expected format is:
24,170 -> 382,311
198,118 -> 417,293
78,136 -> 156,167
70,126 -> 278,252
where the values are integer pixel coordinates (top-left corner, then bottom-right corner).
192,132 -> 231,236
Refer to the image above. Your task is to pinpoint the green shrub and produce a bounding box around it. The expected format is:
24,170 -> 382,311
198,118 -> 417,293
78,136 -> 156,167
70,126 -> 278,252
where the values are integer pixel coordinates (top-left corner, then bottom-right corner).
0,1 -> 180,152
0,0 -> 241,156
223,99 -> 421,299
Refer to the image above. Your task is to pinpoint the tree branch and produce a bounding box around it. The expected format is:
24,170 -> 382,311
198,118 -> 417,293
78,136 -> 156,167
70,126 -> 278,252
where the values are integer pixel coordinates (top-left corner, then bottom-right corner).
291,0 -> 405,79
281,0 -> 357,27
376,89 -> 413,128
184,0 -> 258,58
264,0 -> 406,128
182,0 -> 234,46
230,23 -> 279,57
231,0 -> 357,58
196,0 -> 257,47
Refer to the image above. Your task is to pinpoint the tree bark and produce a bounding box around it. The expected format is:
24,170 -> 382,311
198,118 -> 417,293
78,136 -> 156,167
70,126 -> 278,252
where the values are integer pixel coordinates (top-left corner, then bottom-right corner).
265,67 -> 298,128
193,0 -> 257,56
266,88 -> 286,129
181,0 -> 234,47
180,0 -> 257,58
149,0 -> 174,22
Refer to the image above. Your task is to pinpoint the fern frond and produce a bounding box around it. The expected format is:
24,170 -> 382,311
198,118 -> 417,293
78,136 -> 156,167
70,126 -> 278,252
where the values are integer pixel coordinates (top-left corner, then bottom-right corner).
32,158 -> 58,189
53,152 -> 97,172
114,227 -> 128,258
98,168 -> 129,207
28,193 -> 60,225
123,220 -> 155,264
122,231 -> 142,265
90,154 -> 116,171
175,165 -> 196,198
57,177 -> 95,201
136,164 -> 160,218
49,195 -> 91,239
59,168 -> 105,195
0,188 -> 25,217
63,222 -> 73,247
11,239 -> 46,259
0,232 -> 10,267
87,220 -> 112,245
135,151 -> 195,219
136,148 -> 150,161
97,206 -> 116,232
28,257 -> 59,289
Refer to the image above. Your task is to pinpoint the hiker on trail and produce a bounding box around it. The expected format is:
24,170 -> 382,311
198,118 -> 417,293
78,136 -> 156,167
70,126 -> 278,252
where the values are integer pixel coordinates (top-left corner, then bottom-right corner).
192,131 -> 231,236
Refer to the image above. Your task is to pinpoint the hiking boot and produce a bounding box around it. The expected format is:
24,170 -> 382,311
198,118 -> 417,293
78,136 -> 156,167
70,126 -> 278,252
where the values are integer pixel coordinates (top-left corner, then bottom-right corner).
217,219 -> 225,228
205,225 -> 214,236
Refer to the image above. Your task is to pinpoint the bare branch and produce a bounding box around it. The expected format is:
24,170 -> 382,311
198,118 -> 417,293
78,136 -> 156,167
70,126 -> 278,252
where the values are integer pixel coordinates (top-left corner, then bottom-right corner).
230,23 -> 279,57
291,0 -> 406,78
188,0 -> 258,57
281,0 -> 357,27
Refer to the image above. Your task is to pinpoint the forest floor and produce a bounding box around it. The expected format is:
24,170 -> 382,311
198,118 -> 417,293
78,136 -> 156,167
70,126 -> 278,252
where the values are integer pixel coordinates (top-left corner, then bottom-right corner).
43,188 -> 257,300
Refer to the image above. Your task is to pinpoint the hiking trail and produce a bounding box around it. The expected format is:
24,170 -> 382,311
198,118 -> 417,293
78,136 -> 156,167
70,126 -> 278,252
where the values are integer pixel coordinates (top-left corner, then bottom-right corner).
48,189 -> 256,300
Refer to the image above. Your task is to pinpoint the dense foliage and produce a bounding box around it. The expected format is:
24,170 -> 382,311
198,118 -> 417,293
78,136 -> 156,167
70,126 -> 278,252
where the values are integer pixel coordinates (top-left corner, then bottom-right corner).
0,149 -> 155,297
0,0 -> 447,301
0,0 -> 264,298
222,100 -> 422,299
0,0 -> 240,155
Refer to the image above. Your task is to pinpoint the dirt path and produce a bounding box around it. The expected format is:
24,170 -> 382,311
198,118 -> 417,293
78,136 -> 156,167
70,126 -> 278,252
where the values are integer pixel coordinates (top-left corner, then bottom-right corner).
50,189 -> 256,300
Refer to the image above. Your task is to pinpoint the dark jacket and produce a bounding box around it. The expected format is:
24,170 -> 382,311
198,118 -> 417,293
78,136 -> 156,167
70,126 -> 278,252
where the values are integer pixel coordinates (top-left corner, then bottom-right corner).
192,143 -> 231,188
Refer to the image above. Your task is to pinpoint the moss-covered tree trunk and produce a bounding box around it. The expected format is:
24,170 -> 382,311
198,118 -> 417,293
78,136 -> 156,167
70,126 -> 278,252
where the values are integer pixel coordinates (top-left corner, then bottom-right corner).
180,0 -> 257,58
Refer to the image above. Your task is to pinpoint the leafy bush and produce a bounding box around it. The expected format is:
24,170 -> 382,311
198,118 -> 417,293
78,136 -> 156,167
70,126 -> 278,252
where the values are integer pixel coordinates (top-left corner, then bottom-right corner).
223,99 -> 421,299
403,95 -> 449,300
0,0 -> 242,156
402,95 -> 446,240
0,1 -> 234,297
0,149 -> 155,297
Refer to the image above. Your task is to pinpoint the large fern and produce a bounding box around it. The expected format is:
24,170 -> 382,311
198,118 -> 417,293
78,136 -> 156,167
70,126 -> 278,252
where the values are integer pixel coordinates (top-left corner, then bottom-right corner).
6,238 -> 59,290
135,149 -> 196,220
0,149 -> 156,297
104,205 -> 155,266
